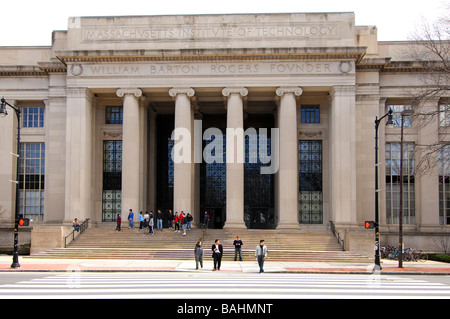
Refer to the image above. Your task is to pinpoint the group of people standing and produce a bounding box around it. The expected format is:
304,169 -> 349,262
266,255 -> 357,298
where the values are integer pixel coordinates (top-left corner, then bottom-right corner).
115,209 -> 268,273
194,236 -> 268,273
115,209 -> 194,236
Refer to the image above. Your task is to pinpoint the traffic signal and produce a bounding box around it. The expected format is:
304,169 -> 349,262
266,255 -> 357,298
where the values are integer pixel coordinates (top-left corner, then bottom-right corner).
17,215 -> 30,227
364,221 -> 376,229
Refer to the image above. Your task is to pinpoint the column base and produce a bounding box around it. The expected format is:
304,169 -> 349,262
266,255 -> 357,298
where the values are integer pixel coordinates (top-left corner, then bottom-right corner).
223,221 -> 247,229
276,222 -> 302,229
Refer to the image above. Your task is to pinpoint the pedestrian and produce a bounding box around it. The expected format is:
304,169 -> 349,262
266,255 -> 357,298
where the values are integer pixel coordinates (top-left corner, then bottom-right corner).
194,241 -> 204,270
211,239 -> 223,271
233,235 -> 243,261
143,211 -> 149,228
180,212 -> 187,236
138,211 -> 144,230
203,211 -> 210,229
127,209 -> 134,229
186,213 -> 193,231
255,240 -> 268,273
148,214 -> 154,235
168,210 -> 174,229
116,213 -> 121,231
174,212 -> 180,232
156,209 -> 163,230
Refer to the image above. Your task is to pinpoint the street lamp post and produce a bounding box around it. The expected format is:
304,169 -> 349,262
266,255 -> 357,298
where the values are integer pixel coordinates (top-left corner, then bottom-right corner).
0,97 -> 22,268
374,108 -> 394,271
398,108 -> 414,268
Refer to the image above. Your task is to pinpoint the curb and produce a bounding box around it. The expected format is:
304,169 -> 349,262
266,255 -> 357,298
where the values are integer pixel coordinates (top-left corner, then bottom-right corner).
1,265 -> 449,275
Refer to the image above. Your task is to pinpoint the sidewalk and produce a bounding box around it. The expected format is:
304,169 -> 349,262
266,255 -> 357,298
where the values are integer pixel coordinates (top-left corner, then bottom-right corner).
0,255 -> 449,274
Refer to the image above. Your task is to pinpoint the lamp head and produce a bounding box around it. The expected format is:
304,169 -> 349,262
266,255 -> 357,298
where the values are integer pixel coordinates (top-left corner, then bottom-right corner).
386,108 -> 394,127
0,97 -> 8,116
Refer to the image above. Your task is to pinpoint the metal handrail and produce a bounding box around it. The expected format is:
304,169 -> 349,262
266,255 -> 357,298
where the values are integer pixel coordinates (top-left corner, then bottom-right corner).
329,221 -> 345,250
198,219 -> 209,243
64,218 -> 90,248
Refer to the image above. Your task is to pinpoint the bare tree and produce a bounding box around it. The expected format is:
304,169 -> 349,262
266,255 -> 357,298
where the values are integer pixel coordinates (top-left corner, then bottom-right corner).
403,6 -> 450,175
408,6 -> 449,105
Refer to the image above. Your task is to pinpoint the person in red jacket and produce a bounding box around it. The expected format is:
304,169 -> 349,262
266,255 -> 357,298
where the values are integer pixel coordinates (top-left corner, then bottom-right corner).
174,212 -> 180,233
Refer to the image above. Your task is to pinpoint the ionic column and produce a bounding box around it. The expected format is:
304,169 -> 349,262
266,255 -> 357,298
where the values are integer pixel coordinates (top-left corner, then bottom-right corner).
330,86 -> 357,226
170,88 -> 195,216
223,87 -> 248,229
117,88 -> 142,215
276,87 -> 302,228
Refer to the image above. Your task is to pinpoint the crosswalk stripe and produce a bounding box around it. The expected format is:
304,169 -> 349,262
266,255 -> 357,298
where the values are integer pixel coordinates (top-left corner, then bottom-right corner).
0,273 -> 449,299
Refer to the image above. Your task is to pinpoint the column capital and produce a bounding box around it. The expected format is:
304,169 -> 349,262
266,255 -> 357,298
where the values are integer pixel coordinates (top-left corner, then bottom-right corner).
329,85 -> 356,99
276,86 -> 303,97
116,88 -> 143,98
169,87 -> 195,99
222,87 -> 248,98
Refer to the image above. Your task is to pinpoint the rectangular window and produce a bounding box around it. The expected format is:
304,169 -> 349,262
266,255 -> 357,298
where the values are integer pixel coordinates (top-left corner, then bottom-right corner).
299,140 -> 323,224
105,106 -> 123,124
385,142 -> 415,224
18,143 -> 45,221
388,105 -> 413,127
439,104 -> 450,127
301,105 -> 320,124
102,140 -> 122,222
439,144 -> 450,225
22,107 -> 44,128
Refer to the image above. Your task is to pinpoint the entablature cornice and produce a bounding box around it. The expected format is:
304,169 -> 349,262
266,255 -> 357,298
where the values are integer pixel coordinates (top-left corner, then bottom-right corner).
55,46 -> 368,64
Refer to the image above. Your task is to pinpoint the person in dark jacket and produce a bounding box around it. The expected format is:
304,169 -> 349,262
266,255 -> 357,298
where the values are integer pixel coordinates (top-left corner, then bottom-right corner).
194,241 -> 203,270
233,236 -> 243,261
156,210 -> 163,230
116,214 -> 121,231
211,239 -> 223,271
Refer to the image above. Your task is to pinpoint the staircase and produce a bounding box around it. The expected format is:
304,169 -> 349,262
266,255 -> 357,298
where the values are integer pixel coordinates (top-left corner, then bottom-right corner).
30,226 -> 372,263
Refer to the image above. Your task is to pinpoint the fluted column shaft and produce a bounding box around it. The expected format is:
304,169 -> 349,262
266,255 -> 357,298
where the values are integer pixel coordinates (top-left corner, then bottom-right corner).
117,88 -> 142,215
223,87 -> 248,228
170,88 -> 195,216
276,87 -> 302,228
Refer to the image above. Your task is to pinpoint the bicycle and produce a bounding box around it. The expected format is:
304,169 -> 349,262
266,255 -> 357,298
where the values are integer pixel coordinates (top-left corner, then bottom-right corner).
411,249 -> 428,262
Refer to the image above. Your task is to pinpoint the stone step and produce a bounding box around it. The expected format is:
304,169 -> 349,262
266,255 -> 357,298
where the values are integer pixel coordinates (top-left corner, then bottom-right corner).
30,227 -> 372,263
30,248 -> 371,262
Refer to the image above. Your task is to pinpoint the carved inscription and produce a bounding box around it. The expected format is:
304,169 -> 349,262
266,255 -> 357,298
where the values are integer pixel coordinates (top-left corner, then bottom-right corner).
83,24 -> 339,41
76,61 -> 351,77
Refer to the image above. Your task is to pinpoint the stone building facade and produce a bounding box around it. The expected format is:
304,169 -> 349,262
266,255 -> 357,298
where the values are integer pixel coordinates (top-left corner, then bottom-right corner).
0,12 -> 448,255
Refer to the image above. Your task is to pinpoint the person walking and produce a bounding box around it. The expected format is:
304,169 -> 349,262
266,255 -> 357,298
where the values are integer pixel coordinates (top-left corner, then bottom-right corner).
115,213 -> 121,231
127,209 -> 134,229
194,241 -> 204,270
211,239 -> 223,271
255,240 -> 268,273
202,211 -> 210,229
233,236 -> 243,261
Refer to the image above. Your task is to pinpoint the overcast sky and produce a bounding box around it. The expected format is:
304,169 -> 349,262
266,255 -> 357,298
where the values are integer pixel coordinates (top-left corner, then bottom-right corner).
0,0 -> 447,46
